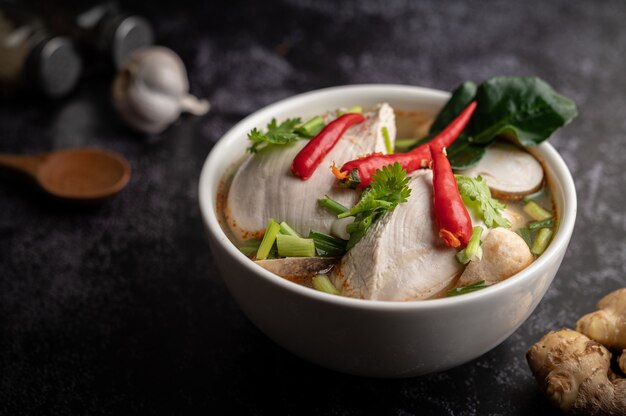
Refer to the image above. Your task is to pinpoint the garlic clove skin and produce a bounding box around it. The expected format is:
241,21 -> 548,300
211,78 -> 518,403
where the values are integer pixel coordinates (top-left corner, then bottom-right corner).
112,46 -> 209,134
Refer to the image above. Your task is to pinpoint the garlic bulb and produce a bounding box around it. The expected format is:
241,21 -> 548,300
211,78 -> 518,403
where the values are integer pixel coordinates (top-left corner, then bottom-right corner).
112,46 -> 209,134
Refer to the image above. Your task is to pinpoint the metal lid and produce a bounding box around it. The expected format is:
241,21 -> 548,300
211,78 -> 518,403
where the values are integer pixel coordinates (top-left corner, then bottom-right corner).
27,36 -> 82,97
103,15 -> 154,68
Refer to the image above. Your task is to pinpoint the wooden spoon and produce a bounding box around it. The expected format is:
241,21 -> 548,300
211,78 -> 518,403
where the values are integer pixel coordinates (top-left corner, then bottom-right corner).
0,148 -> 131,202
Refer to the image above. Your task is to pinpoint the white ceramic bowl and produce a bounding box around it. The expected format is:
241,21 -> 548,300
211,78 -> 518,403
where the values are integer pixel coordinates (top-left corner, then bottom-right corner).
198,85 -> 577,378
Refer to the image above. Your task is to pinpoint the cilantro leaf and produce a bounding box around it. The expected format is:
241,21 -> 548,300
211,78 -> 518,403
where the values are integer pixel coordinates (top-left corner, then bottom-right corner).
339,163 -> 412,250
247,118 -> 303,153
455,175 -> 510,228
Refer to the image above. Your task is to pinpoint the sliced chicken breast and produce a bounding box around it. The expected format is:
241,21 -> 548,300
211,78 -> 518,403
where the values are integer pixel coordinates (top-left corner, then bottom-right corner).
226,104 -> 395,243
331,170 -> 462,301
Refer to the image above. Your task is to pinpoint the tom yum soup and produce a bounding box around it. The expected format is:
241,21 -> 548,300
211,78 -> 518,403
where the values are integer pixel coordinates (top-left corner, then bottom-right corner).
217,77 -> 577,301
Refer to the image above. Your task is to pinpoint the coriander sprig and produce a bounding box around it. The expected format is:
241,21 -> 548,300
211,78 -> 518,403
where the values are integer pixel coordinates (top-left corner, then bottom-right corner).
339,162 -> 412,250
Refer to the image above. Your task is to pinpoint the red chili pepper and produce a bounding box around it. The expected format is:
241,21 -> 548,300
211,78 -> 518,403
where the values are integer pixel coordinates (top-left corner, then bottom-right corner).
291,113 -> 366,180
337,101 -> 477,188
430,145 -> 473,248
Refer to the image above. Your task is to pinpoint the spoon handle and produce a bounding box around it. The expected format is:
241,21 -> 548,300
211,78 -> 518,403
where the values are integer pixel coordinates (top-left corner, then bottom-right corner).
0,153 -> 47,177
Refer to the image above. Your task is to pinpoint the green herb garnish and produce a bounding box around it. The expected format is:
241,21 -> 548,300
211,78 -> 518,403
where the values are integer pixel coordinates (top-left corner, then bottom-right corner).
528,218 -> 555,230
318,195 -> 349,215
455,175 -> 510,228
456,226 -> 483,265
382,126 -> 393,154
239,239 -> 262,257
531,228 -> 553,256
312,275 -> 341,295
276,234 -> 316,257
279,221 -> 301,237
256,218 -> 281,260
295,116 -> 325,138
523,200 -> 552,221
247,118 -> 303,153
338,162 -> 411,250
308,230 -> 347,257
447,280 -> 488,297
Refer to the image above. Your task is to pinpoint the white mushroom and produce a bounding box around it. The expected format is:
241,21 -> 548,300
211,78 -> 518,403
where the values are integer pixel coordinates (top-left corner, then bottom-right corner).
331,171 -> 462,301
457,142 -> 544,200
226,104 -> 395,243
457,227 -> 533,287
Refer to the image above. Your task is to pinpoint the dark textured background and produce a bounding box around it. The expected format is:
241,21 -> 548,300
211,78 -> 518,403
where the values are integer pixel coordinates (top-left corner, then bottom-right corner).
2,0 -> 626,414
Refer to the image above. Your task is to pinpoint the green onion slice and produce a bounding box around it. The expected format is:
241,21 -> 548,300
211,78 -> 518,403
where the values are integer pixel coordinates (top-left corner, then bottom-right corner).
276,234 -> 316,257
256,218 -> 281,260
312,275 -> 340,295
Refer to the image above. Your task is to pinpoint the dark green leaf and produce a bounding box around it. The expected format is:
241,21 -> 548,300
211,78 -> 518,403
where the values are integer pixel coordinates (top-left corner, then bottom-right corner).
430,81 -> 478,135
447,137 -> 486,170
470,76 -> 578,146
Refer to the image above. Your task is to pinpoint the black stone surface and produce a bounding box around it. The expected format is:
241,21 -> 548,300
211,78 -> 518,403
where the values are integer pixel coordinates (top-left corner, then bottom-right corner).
2,0 -> 626,414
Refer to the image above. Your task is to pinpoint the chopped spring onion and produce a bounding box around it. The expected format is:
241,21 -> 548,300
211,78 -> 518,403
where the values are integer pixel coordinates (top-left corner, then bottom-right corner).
239,239 -> 262,257
318,195 -> 349,215
523,200 -> 552,221
528,218 -> 555,230
382,126 -> 393,154
345,105 -> 362,114
531,228 -> 553,256
279,221 -> 301,237
256,218 -> 281,260
295,116 -> 325,138
456,226 -> 483,265
276,234 -> 316,257
517,227 -> 533,248
312,275 -> 340,295
308,230 -> 347,257
447,280 -> 487,297
337,105 -> 363,116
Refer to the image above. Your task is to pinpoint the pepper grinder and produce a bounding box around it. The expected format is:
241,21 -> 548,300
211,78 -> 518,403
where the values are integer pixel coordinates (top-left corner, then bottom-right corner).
35,1 -> 154,69
0,7 -> 82,98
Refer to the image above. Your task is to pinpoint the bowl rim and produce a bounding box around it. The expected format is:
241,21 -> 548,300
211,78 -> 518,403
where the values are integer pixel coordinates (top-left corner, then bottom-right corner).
199,83 -> 577,311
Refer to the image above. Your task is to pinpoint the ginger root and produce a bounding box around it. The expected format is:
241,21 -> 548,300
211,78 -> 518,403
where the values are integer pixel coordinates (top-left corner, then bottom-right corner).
527,288 -> 626,415
527,328 -> 626,415
577,288 -> 626,350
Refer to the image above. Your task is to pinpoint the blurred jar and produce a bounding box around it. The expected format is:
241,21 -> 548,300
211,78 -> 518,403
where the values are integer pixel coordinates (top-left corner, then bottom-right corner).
32,0 -> 154,69
0,7 -> 82,98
